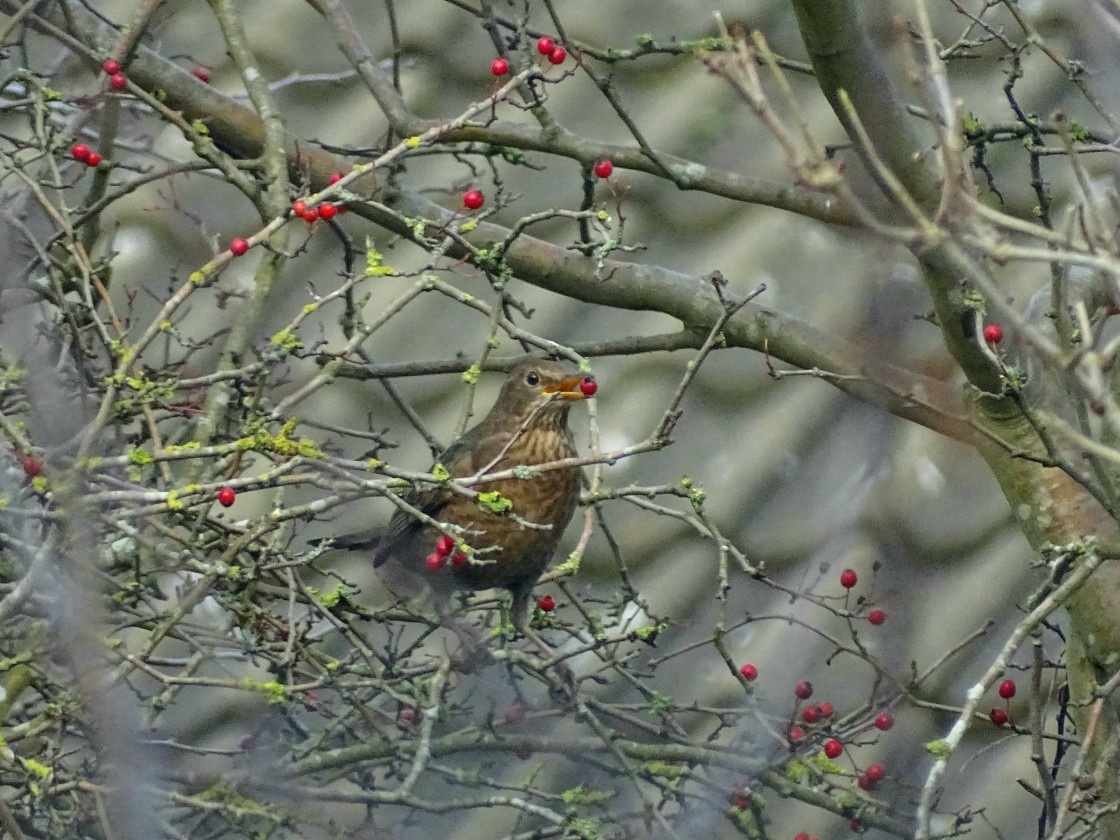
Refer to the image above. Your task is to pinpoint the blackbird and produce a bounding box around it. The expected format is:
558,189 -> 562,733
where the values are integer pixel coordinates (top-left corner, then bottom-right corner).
334,359 -> 596,640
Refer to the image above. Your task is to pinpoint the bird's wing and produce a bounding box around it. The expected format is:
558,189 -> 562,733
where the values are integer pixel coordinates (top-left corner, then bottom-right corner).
370,423 -> 499,567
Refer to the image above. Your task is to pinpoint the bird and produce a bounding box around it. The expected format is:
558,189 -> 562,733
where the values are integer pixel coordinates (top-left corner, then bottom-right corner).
332,359 -> 597,649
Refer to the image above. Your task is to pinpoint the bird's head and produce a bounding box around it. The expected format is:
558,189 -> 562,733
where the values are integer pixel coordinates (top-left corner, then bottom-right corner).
496,360 -> 598,423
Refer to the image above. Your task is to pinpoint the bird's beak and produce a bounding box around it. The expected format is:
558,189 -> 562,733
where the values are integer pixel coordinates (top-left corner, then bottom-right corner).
542,374 -> 596,400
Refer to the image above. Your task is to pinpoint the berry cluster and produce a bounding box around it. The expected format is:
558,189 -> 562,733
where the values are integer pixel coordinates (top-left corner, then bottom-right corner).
70,143 -> 102,168
102,58 -> 127,91
425,534 -> 467,570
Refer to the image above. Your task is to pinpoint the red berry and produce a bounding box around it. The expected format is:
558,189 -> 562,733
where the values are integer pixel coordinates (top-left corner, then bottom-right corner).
71,143 -> 91,162
302,207 -> 319,222
548,45 -> 567,65
425,552 -> 444,571
990,707 -> 1009,726
292,200 -> 307,218
998,679 -> 1016,699
794,680 -> 813,700
739,663 -> 758,681
788,724 -> 805,742
21,457 -> 41,478
397,707 -> 417,725
840,568 -> 858,588
593,159 -> 613,178
319,202 -> 337,221
536,36 -> 555,55
850,818 -> 864,833
537,594 -> 556,612
503,703 -> 526,725
229,237 -> 249,256
102,58 -> 121,75
818,702 -> 834,718
865,763 -> 886,782
192,67 -> 211,83
217,487 -> 235,507
579,375 -> 597,396
874,712 -> 894,731
452,552 -> 467,566
823,738 -> 843,759
491,57 -> 510,76
435,535 -> 454,557
85,152 -> 102,168
983,324 -> 1003,344
463,189 -> 485,210
328,172 -> 342,185
802,705 -> 821,724
867,608 -> 886,625
794,834 -> 809,840
109,72 -> 127,90
857,772 -> 875,791
732,794 -> 750,810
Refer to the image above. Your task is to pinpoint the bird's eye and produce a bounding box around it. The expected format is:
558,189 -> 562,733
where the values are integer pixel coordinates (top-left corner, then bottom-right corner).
525,370 -> 540,386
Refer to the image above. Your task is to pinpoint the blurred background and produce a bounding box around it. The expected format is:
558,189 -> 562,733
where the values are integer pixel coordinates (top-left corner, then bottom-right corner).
3,0 -> 1118,837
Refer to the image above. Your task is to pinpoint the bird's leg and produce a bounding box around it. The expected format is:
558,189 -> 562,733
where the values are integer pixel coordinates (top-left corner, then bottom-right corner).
432,594 -> 495,673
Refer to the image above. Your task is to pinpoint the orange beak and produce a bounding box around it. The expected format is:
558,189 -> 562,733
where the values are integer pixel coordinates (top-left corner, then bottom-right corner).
542,374 -> 597,400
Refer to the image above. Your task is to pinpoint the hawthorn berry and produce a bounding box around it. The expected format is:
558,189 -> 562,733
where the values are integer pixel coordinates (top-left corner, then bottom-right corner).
85,152 -> 102,168
802,705 -> 821,724
491,57 -> 510,76
788,724 -> 805,742
435,535 -> 455,557
794,832 -> 810,840
983,324 -> 1003,344
739,663 -> 758,681
328,172 -> 343,185
990,707 -> 1009,726
998,678 -> 1016,699
794,680 -> 813,700
537,36 -> 555,55
463,189 -> 485,210
537,594 -> 556,612
318,202 -> 337,221
109,72 -> 127,90
192,67 -> 211,83
71,143 -> 91,162
503,703 -> 526,725
229,237 -> 249,256
397,707 -> 417,725
425,552 -> 444,571
867,608 -> 886,625
593,159 -> 613,178
292,200 -> 308,218
858,772 -> 875,791
302,207 -> 319,223
548,45 -> 567,65
823,738 -> 843,759
874,711 -> 894,731
451,552 -> 468,566
818,702 -> 834,718
579,375 -> 598,396
21,457 -> 42,478
865,763 -> 886,783
217,487 -> 235,507
732,793 -> 750,810
102,58 -> 121,75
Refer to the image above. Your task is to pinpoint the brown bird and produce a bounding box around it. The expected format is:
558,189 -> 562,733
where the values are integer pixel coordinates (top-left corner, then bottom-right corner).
335,359 -> 596,643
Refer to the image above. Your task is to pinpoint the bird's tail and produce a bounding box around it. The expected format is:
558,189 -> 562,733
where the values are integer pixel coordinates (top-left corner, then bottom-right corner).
310,528 -> 386,562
